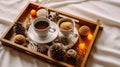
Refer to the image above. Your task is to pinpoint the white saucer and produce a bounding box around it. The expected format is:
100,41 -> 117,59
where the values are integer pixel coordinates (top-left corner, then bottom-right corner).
55,27 -> 79,49
27,21 -> 59,44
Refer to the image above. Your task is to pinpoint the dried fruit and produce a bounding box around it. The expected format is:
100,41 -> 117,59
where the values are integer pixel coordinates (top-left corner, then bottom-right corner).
66,49 -> 77,65
37,45 -> 48,55
30,9 -> 36,17
54,37 -> 69,45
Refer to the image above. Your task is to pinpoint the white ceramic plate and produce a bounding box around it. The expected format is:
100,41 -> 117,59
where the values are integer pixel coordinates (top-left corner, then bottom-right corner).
27,21 -> 59,44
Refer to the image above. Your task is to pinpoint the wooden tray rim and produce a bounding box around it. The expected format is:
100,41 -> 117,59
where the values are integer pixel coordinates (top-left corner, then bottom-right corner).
0,2 -> 103,67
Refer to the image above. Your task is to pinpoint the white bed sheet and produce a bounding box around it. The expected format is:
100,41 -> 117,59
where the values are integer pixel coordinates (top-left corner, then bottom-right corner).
0,0 -> 120,67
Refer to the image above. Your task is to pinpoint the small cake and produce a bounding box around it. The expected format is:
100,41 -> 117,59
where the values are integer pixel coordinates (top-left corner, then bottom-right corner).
13,22 -> 25,36
79,25 -> 90,36
36,9 -> 47,17
60,22 -> 73,30
13,34 -> 26,45
37,45 -> 49,55
66,49 -> 77,65
48,43 -> 66,61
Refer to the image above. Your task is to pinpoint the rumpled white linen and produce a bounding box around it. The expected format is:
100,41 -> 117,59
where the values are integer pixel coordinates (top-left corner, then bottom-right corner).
0,0 -> 120,67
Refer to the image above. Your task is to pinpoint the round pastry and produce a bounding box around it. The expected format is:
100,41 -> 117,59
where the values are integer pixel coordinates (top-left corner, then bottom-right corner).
79,25 -> 90,36
13,22 -> 25,35
48,43 -> 66,61
36,9 -> 47,17
60,22 -> 73,30
13,34 -> 26,45
66,49 -> 77,65
37,45 -> 49,55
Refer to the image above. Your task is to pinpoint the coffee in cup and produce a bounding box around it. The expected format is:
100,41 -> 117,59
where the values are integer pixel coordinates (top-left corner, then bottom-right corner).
35,21 -> 49,29
33,16 -> 50,37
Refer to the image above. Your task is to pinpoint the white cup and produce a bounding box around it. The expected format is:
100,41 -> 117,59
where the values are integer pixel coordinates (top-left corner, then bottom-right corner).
58,18 -> 75,36
33,16 -> 51,37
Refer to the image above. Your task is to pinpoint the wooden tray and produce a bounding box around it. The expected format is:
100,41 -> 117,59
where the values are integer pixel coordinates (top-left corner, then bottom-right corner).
0,2 -> 103,67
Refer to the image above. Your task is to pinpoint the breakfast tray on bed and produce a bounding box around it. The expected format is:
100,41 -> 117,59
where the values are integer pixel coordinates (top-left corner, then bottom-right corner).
0,2 -> 103,67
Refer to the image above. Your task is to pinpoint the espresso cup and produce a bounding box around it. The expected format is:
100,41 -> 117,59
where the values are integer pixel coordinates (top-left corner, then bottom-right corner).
58,18 -> 75,36
33,16 -> 50,37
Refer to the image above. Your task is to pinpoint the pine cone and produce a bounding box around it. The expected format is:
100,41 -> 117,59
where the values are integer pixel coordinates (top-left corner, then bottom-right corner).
48,44 -> 66,61
13,22 -> 25,35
